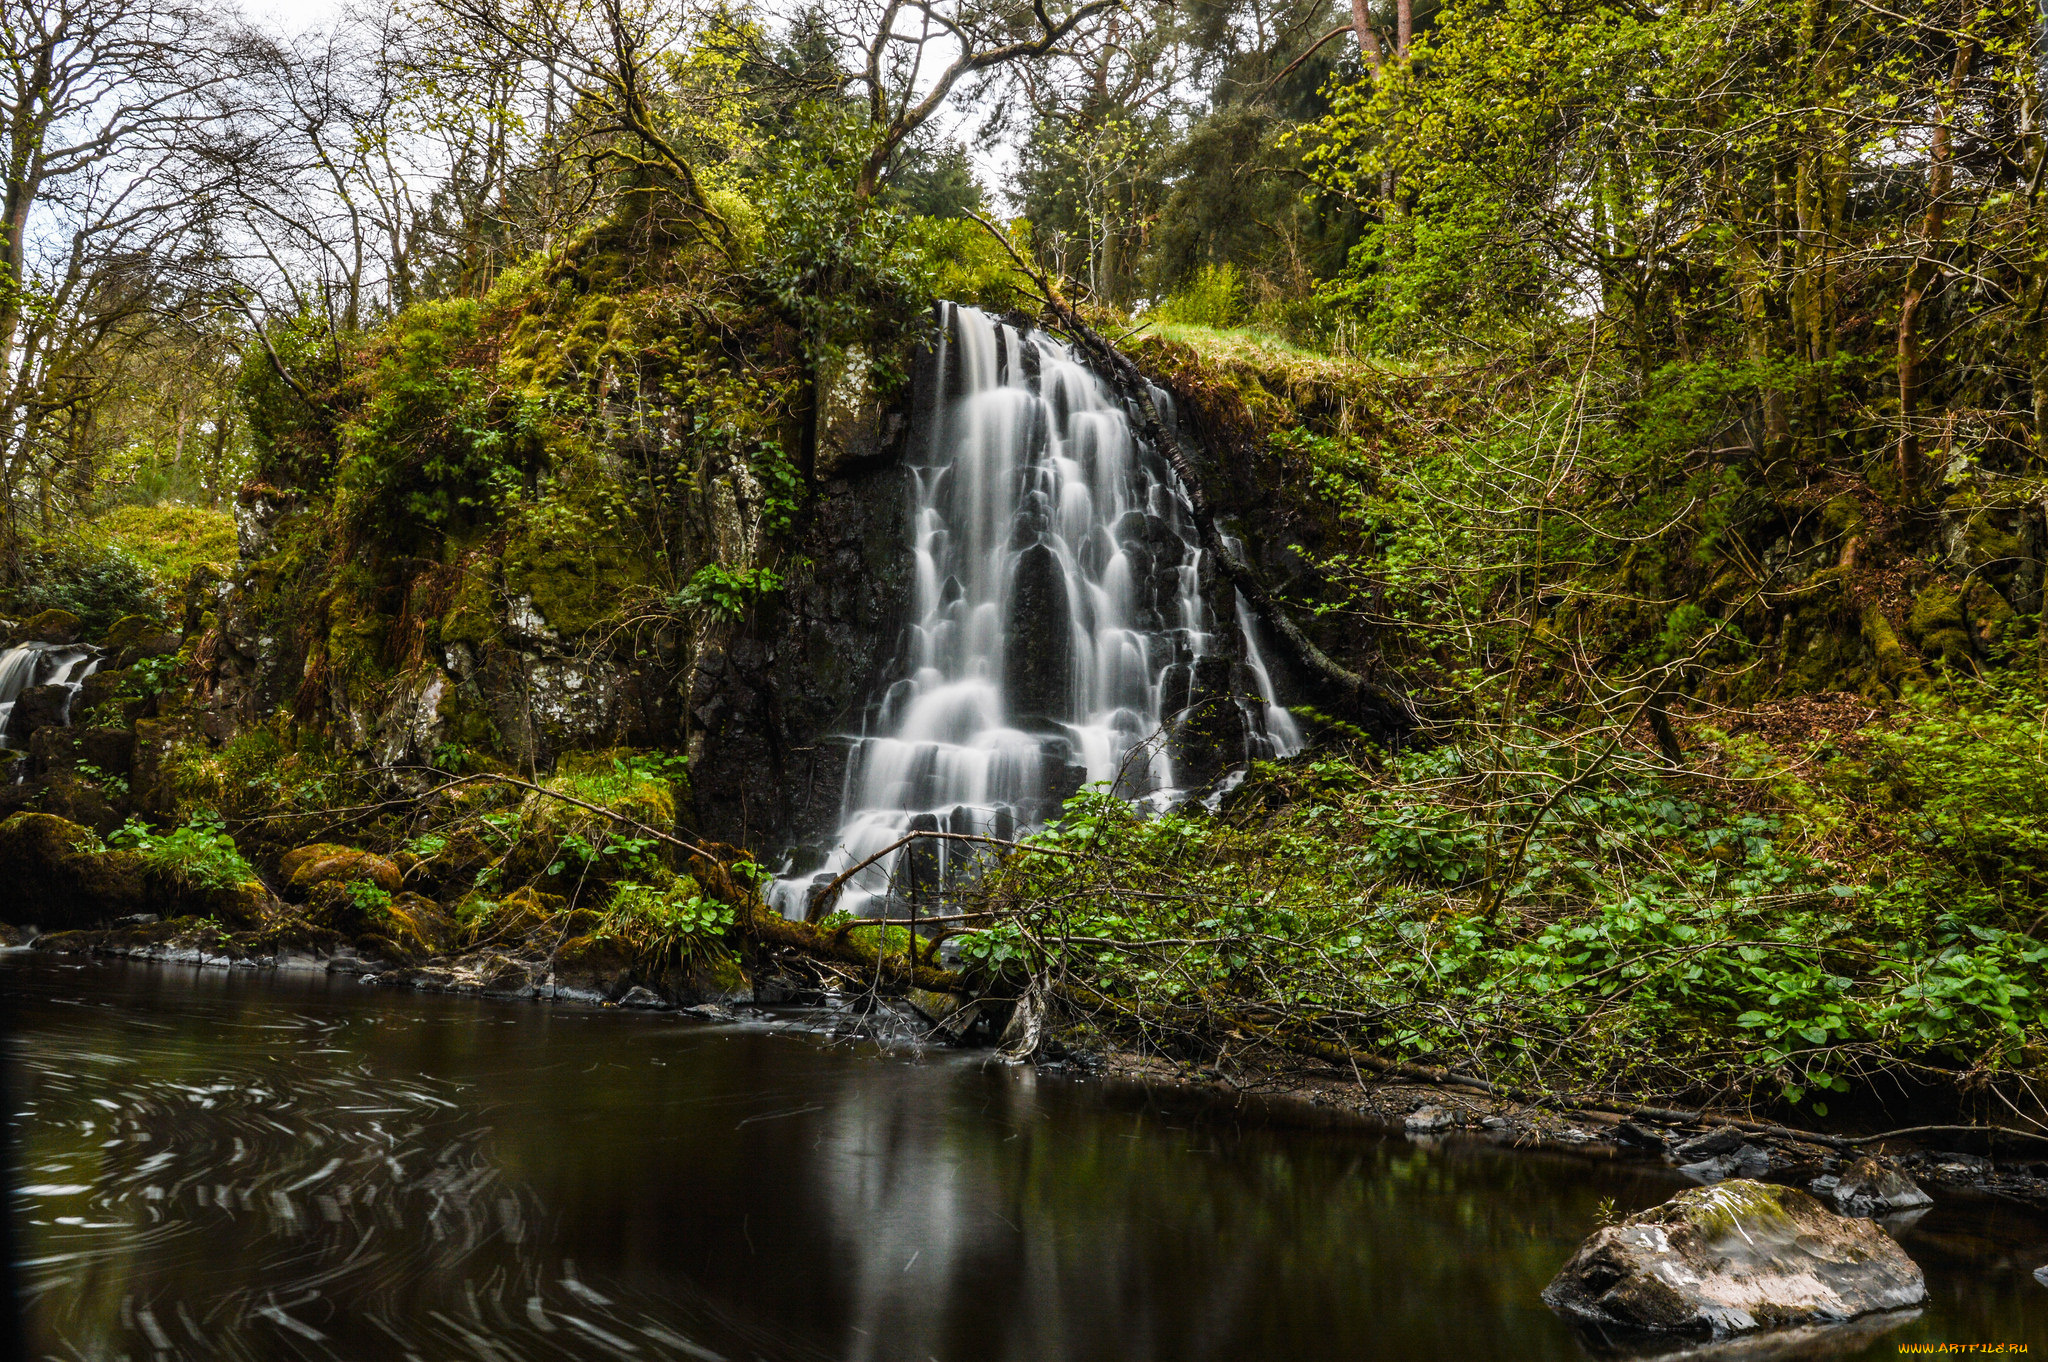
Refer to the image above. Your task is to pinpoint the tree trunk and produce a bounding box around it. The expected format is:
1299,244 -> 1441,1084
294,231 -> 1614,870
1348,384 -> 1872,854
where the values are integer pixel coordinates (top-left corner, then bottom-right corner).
1349,0 -> 1382,67
1898,42 -> 1974,498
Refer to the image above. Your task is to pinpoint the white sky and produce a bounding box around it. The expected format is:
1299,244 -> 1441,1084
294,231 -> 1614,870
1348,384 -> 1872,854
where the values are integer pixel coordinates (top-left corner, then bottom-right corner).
239,0 -> 1018,204
249,0 -> 344,32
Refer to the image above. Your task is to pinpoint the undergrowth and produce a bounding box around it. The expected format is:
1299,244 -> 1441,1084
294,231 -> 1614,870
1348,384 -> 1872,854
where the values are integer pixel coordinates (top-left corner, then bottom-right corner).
951,671 -> 2048,1118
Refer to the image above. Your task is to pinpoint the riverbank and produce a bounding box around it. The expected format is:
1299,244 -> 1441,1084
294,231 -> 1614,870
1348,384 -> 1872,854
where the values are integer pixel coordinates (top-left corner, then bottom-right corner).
16,915 -> 2048,1222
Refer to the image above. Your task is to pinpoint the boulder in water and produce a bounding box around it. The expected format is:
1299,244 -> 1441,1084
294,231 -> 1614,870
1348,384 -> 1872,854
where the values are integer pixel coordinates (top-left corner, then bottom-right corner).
1811,1158 -> 1932,1218
1543,1180 -> 1925,1336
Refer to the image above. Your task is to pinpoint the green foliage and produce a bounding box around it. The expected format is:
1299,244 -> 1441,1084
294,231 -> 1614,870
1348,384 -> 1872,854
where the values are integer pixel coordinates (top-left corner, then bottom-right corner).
238,313 -> 346,488
3,537 -> 161,635
963,700 -> 2048,1108
1154,264 -> 1245,329
74,763 -> 130,798
672,563 -> 782,618
108,810 -> 255,894
346,880 -> 394,912
907,216 -> 1037,313
338,300 -> 553,543
602,879 -> 736,964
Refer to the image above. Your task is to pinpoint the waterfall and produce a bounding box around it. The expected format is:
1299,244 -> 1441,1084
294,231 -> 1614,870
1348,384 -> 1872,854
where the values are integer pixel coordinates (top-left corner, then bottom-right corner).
768,305 -> 1299,920
0,643 -> 101,749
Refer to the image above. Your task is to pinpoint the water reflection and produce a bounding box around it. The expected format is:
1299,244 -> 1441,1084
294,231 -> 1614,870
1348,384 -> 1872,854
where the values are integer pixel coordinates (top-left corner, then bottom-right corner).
7,955 -> 2045,1360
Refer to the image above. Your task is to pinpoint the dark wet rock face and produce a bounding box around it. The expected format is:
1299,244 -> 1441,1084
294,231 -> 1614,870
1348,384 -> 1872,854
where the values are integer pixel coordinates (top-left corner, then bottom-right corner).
1003,542 -> 1073,724
1543,1180 -> 1925,1337
685,411 -> 916,852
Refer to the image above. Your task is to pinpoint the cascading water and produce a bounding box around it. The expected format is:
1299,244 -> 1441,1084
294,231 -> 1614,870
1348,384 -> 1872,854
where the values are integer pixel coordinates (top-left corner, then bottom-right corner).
770,306 -> 1300,920
0,642 -> 99,749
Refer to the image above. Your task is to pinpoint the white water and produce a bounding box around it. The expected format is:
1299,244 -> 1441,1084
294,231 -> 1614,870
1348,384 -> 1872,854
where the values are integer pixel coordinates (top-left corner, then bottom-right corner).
0,642 -> 99,747
770,305 -> 1298,919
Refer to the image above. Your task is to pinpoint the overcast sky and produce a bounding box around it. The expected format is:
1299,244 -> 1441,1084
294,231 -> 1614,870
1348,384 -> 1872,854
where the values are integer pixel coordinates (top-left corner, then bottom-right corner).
251,0 -> 342,32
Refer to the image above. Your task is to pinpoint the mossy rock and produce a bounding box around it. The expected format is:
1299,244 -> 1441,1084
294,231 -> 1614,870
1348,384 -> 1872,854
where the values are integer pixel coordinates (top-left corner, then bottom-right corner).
99,613 -> 161,652
302,882 -> 449,958
473,886 -> 570,945
1544,1179 -> 1926,1334
551,932 -> 636,1000
501,494 -> 652,638
12,609 -> 81,645
437,568 -> 500,649
0,811 -> 145,927
1905,585 -> 1974,668
282,843 -> 404,898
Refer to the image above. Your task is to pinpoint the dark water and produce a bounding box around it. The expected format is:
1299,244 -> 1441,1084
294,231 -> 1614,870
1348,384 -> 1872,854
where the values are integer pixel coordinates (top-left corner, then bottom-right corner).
6,955 -> 2045,1361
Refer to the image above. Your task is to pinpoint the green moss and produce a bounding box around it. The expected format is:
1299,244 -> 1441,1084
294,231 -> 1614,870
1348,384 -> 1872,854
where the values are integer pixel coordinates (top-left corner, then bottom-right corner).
1821,493 -> 1866,540
1662,1180 -> 1797,1241
324,590 -> 390,680
438,566 -> 500,648
88,505 -> 237,593
1862,601 -> 1926,691
1907,585 -> 1974,667
501,493 -> 651,637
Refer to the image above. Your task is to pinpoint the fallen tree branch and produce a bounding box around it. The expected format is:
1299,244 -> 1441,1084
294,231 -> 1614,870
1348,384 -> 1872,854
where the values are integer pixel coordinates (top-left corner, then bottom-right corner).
1235,1019 -> 2048,1151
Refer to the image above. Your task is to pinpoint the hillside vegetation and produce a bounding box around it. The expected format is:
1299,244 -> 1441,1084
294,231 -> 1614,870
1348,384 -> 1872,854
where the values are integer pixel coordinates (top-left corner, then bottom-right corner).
1,0 -> 2044,1135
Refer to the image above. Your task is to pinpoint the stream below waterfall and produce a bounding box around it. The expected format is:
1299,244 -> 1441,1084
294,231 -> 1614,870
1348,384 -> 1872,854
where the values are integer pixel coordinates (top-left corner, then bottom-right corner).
8,953 -> 2047,1360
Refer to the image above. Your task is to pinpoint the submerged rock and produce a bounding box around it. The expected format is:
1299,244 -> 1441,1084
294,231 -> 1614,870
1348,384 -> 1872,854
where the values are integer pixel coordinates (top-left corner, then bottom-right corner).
1542,1179 -> 1925,1336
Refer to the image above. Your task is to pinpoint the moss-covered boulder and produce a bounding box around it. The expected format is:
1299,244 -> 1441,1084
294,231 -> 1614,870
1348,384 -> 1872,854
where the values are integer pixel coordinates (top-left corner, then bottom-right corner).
11,609 -> 81,645
0,811 -> 145,926
550,933 -> 636,1002
1906,585 -> 1974,668
281,843 -> 404,898
303,882 -> 450,958
1542,1180 -> 1925,1336
100,614 -> 159,653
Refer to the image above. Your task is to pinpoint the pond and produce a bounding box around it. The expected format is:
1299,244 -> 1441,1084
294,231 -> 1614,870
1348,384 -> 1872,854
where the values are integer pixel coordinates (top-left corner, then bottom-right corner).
6,954 -> 2045,1360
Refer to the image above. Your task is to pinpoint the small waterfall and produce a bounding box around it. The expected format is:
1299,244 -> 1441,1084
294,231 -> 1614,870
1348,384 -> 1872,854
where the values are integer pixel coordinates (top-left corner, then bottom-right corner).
1235,592 -> 1304,761
769,305 -> 1299,919
0,642 -> 101,749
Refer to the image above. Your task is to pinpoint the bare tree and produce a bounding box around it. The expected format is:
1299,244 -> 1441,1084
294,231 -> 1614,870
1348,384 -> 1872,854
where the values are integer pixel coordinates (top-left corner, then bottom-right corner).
0,0 -> 256,547
840,0 -> 1120,199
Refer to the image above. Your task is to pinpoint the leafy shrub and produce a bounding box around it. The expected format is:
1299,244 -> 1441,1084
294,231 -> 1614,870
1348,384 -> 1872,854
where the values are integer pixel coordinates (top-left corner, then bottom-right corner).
1155,263 -> 1244,328
602,880 -> 735,964
672,563 -> 782,618
3,538 -> 161,635
906,215 -> 1035,313
339,300 -> 551,544
108,810 -> 254,893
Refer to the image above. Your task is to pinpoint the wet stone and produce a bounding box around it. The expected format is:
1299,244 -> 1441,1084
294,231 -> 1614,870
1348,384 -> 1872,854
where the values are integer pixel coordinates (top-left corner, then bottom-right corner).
1543,1180 -> 1926,1337
1812,1158 -> 1932,1218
